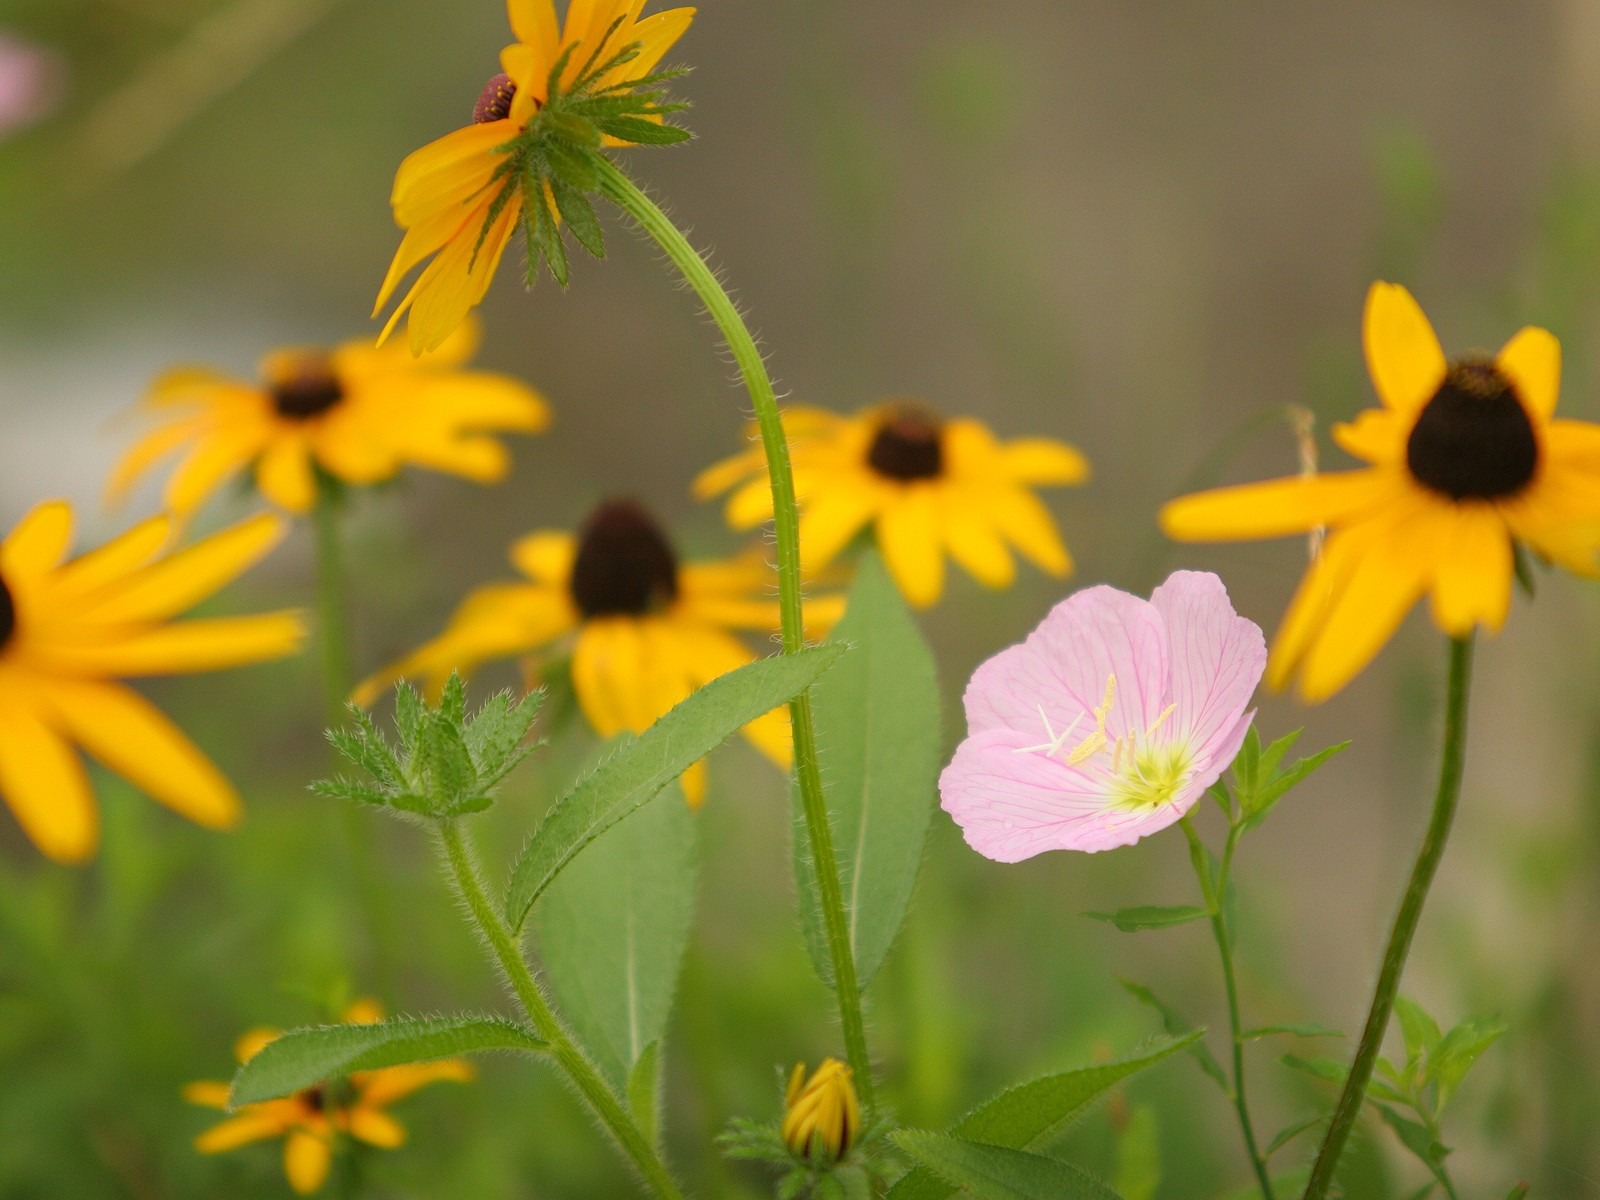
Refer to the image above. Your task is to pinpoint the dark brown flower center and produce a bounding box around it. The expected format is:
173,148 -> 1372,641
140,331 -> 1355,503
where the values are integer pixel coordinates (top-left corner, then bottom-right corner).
568,500 -> 681,619
299,1086 -> 326,1113
0,573 -> 15,652
1405,359 -> 1539,500
866,409 -> 945,481
474,73 -> 519,124
269,358 -> 345,420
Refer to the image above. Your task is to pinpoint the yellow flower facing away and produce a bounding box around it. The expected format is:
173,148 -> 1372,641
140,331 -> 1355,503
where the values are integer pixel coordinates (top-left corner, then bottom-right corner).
108,320 -> 550,518
781,1058 -> 861,1162
374,0 -> 696,354
694,403 -> 1089,609
1162,281 -> 1600,701
0,501 -> 303,863
186,999 -> 473,1196
355,498 -> 842,806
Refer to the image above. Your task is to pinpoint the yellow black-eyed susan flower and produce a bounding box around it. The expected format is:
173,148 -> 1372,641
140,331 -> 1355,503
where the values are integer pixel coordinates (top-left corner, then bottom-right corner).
0,502 -> 303,862
108,321 -> 549,518
186,999 -> 472,1196
1162,282 -> 1600,701
374,0 -> 695,354
355,499 -> 840,806
695,403 -> 1089,609
781,1059 -> 861,1162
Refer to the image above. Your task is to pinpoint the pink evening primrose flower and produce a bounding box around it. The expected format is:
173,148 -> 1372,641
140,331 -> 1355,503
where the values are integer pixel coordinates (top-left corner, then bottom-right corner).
940,571 -> 1266,860
0,32 -> 62,140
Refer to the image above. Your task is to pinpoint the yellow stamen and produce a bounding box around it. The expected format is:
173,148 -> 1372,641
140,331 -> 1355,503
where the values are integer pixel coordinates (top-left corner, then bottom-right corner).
1065,675 -> 1115,766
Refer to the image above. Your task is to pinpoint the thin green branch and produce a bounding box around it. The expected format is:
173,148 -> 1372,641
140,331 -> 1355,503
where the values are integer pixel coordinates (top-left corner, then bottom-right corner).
438,821 -> 687,1200
592,153 -> 875,1110
1303,635 -> 1475,1200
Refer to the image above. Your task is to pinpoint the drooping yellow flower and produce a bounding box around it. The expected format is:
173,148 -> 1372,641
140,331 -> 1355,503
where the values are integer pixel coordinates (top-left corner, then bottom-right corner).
108,321 -> 549,518
782,1058 -> 861,1162
1162,282 -> 1600,701
695,404 -> 1089,609
0,502 -> 302,862
186,999 -> 472,1196
355,498 -> 838,806
374,0 -> 696,354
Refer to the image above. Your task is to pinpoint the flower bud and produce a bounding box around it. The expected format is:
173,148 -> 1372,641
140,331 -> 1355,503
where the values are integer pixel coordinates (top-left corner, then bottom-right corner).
781,1058 -> 860,1161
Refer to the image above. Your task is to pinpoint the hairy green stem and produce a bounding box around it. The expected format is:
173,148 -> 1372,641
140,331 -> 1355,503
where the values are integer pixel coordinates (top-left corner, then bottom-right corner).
438,820 -> 687,1200
1303,636 -> 1475,1200
594,154 -> 875,1108
1181,817 -> 1275,1200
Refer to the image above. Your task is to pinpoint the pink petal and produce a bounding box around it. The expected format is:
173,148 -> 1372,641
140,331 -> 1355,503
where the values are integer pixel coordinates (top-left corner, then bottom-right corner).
1148,571 -> 1266,762
964,585 -> 1168,745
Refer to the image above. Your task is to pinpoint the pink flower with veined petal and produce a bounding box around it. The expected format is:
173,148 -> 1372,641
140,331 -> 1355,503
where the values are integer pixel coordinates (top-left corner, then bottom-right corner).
940,571 -> 1266,860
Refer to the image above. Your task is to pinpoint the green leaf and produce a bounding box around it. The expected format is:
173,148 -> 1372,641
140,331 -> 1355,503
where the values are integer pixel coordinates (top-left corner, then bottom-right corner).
544,139 -> 602,190
1395,996 -> 1443,1063
394,682 -> 426,749
1112,1105 -> 1160,1200
308,777 -> 391,808
230,1016 -> 543,1105
1118,980 -> 1227,1092
504,644 -> 843,930
1374,1103 -> 1451,1189
1430,1015 -> 1508,1110
1222,1168 -> 1309,1200
327,720 -> 401,791
439,673 -> 467,728
465,690 -> 543,787
551,175 -> 607,259
533,181 -> 570,286
594,114 -> 693,145
1505,1184 -> 1530,1200
1264,1113 -> 1323,1157
886,1034 -> 1200,1200
1084,905 -> 1210,933
1239,738 -> 1349,832
891,1133 -> 1125,1200
1232,725 -> 1264,800
416,714 -> 478,812
794,549 -> 940,988
1241,1022 -> 1345,1041
538,785 -> 698,1089
628,1041 -> 662,1149
1280,1053 -> 1348,1084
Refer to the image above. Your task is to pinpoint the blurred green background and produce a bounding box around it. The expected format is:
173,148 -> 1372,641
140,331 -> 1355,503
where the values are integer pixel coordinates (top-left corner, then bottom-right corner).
3,0 -> 1600,1196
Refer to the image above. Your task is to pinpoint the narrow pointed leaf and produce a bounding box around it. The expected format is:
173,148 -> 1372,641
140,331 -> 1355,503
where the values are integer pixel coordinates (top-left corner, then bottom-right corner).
1085,905 -> 1210,932
1241,1022 -> 1344,1041
538,786 -> 697,1089
886,1034 -> 1200,1200
794,548 -> 940,988
892,1133 -> 1125,1200
1264,1113 -> 1324,1157
230,1016 -> 544,1105
504,644 -> 845,930
1119,980 -> 1228,1091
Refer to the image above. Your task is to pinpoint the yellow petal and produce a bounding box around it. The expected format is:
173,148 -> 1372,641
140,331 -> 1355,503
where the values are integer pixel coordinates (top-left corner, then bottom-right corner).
2,500 -> 74,581
998,437 -> 1090,485
572,618 -> 642,737
358,1059 -> 473,1107
105,421 -> 205,508
345,1106 -> 406,1149
50,516 -> 173,603
1331,409 -> 1406,465
986,486 -> 1072,578
164,425 -> 269,516
726,478 -> 777,529
876,487 -> 945,608
680,758 -> 708,808
389,122 -> 511,225
940,491 -> 1015,589
42,679 -> 241,831
797,484 -> 879,572
397,433 -> 511,483
1363,281 -> 1446,415
1495,325 -> 1561,421
182,1081 -> 233,1109
619,7 -> 696,80
507,0 -> 559,51
194,1109 -> 291,1154
284,1130 -> 332,1195
256,437 -> 318,514
42,613 -> 306,677
509,531 -> 576,584
691,446 -> 763,500
236,1028 -> 281,1064
80,512 -> 288,624
1160,470 -> 1391,542
1427,505 -> 1513,636
401,194 -> 523,356
0,700 -> 97,863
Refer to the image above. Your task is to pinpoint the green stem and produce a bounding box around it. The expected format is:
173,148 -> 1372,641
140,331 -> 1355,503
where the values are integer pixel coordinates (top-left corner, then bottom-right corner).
1303,636 -> 1475,1200
1180,817 -> 1275,1200
594,155 -> 875,1108
438,820 -> 687,1200
312,481 -> 354,727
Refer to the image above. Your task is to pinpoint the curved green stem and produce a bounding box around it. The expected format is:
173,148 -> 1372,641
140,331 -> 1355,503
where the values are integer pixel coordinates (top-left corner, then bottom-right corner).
1180,818 -> 1275,1200
438,820 -> 687,1200
593,154 -> 875,1108
1303,636 -> 1475,1200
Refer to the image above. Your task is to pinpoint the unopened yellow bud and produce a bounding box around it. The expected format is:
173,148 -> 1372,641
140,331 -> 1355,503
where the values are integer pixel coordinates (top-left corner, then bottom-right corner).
781,1058 -> 861,1161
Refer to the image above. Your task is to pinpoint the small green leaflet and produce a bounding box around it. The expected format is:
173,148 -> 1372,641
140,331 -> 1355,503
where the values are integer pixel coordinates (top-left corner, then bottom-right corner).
504,644 -> 844,931
1085,905 -> 1210,932
891,1133 -> 1125,1200
1118,979 -> 1227,1092
230,1016 -> 544,1105
1241,1022 -> 1344,1041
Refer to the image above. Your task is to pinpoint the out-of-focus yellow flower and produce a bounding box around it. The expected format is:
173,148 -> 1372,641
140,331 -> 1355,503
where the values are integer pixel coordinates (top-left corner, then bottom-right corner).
374,0 -> 695,353
0,501 -> 302,862
356,498 -> 839,806
1162,282 -> 1600,701
108,321 -> 549,517
695,403 -> 1088,609
186,999 -> 472,1196
781,1058 -> 860,1162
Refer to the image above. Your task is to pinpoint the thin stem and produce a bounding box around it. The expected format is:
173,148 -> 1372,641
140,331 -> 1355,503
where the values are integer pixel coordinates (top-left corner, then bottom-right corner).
1303,636 -> 1475,1200
1180,817 -> 1275,1200
438,821 -> 687,1200
593,154 -> 875,1108
311,481 -> 354,727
